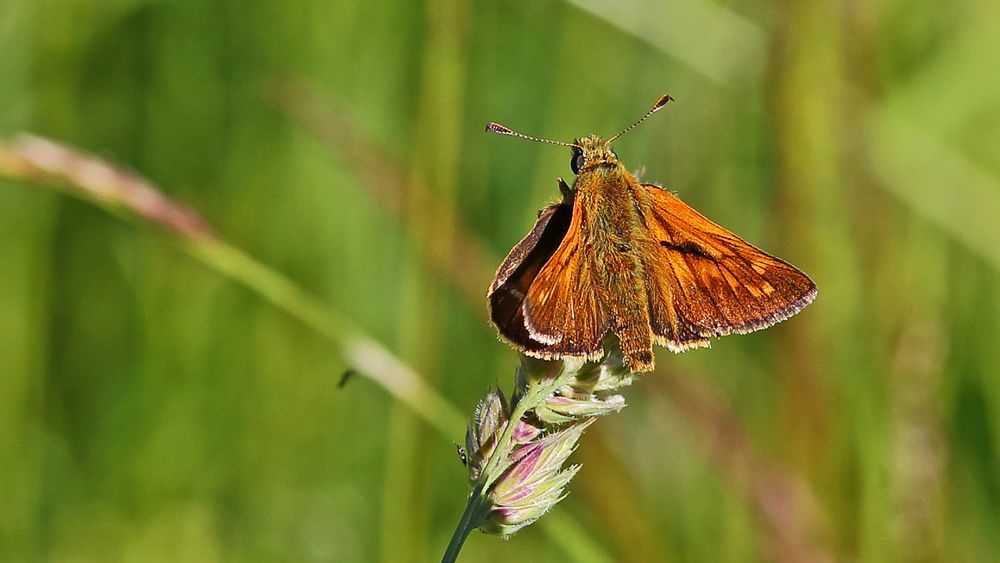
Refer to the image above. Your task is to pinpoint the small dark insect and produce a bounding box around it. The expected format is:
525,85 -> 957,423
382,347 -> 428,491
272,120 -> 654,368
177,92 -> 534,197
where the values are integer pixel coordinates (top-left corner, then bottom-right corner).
338,369 -> 357,389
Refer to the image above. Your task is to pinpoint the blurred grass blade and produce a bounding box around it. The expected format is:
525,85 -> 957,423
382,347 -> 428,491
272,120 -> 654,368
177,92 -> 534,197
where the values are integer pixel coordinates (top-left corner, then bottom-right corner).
265,77 -> 497,311
868,109 -> 1000,271
0,133 -> 465,435
565,0 -> 764,84
185,239 -> 467,436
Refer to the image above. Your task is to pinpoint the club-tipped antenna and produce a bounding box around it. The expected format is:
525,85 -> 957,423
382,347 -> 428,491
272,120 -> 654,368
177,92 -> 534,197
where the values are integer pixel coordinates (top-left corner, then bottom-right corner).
607,94 -> 674,143
485,122 -> 580,148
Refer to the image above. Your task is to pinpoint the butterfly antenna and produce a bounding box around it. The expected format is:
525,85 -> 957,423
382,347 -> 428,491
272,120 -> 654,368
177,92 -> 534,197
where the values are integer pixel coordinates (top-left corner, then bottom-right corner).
485,122 -> 580,148
607,94 -> 674,143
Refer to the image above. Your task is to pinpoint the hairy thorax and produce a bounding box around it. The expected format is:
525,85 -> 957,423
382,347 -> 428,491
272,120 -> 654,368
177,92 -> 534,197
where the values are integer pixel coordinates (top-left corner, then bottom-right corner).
572,165 -> 651,336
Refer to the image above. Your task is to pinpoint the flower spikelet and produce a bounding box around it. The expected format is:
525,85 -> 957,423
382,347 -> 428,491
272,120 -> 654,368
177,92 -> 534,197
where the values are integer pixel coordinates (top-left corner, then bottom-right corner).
481,419 -> 594,537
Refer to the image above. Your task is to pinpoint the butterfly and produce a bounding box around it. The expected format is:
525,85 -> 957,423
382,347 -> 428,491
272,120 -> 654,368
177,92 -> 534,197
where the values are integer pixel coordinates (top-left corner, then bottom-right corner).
486,95 -> 817,373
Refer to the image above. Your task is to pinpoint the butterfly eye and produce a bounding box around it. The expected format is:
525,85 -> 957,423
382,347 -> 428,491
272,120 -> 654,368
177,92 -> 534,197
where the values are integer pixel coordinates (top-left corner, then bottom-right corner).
570,151 -> 584,174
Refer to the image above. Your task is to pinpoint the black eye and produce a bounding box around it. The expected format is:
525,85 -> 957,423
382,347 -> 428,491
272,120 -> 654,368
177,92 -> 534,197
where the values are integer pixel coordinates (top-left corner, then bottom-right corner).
570,151 -> 584,174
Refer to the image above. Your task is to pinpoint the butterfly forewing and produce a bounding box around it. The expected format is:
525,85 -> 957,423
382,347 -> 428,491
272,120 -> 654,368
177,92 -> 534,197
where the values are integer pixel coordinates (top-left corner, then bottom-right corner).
521,198 -> 607,359
634,183 -> 817,350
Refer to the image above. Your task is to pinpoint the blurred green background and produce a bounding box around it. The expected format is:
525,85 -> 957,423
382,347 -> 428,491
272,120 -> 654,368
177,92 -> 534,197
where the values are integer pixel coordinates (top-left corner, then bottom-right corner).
1,0 -> 998,561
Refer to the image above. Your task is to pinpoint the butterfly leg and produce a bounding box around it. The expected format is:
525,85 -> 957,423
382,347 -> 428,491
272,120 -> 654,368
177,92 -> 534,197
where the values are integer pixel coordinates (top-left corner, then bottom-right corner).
557,177 -> 573,199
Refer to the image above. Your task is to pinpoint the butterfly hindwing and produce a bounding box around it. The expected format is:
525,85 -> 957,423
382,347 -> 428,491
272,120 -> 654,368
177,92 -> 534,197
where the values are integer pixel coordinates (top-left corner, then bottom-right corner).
634,183 -> 817,351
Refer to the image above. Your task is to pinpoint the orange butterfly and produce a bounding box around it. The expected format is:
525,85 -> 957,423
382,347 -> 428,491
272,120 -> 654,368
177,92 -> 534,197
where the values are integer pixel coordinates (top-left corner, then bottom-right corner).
487,95 -> 817,373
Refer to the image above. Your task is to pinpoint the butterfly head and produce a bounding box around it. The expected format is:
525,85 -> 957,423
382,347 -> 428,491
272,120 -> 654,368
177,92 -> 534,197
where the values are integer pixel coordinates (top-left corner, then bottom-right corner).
570,135 -> 620,175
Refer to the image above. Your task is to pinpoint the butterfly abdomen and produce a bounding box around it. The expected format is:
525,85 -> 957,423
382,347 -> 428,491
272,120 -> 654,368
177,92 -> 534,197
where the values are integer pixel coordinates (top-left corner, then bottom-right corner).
601,264 -> 654,371
599,248 -> 655,371
583,170 -> 657,372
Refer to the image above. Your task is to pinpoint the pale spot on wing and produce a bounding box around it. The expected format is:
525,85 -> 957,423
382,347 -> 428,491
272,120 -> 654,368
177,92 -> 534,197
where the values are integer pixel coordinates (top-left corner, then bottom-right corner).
720,267 -> 743,291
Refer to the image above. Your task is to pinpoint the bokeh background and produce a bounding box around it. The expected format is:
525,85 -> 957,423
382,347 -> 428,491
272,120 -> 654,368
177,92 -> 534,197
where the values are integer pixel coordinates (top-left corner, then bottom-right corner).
1,0 -> 998,561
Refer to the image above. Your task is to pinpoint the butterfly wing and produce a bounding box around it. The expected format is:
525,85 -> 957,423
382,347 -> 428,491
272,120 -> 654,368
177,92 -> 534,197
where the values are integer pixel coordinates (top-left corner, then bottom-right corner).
489,203 -> 572,354
520,196 -> 608,360
634,183 -> 816,351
